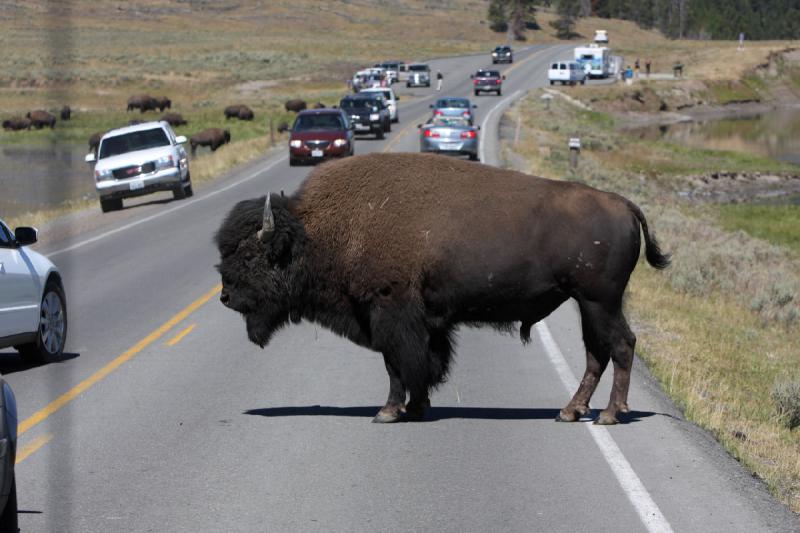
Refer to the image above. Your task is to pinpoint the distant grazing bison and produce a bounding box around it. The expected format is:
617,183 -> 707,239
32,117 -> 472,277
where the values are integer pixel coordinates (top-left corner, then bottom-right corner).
161,112 -> 187,127
88,131 -> 104,154
60,105 -> 71,121
190,128 -> 230,155
224,104 -> 253,120
276,121 -> 289,133
215,153 -> 670,425
155,96 -> 172,112
237,105 -> 254,121
313,102 -> 326,109
284,99 -> 307,113
127,94 -> 158,113
26,110 -> 56,129
2,117 -> 31,131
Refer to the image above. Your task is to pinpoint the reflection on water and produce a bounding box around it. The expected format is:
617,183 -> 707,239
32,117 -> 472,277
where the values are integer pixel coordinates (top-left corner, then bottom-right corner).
628,108 -> 800,166
0,142 -> 95,219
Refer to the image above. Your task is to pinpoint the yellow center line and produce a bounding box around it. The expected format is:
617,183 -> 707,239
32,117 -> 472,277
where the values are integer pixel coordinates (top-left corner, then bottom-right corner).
16,432 -> 54,464
18,284 -> 222,436
166,323 -> 196,347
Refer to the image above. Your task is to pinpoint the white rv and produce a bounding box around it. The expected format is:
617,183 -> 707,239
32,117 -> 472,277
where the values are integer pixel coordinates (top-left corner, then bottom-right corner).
574,44 -> 612,78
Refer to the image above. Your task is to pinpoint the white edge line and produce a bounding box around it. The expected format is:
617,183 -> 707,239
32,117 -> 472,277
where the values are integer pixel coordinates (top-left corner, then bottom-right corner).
48,154 -> 288,257
535,322 -> 674,533
479,89 -> 522,164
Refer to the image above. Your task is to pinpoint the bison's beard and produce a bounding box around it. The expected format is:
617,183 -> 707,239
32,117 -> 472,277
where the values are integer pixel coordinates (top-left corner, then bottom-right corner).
245,310 -> 289,348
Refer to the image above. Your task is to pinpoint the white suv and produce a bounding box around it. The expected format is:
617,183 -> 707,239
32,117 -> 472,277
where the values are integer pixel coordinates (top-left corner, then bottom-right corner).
359,87 -> 400,123
0,219 -> 67,363
85,121 -> 191,213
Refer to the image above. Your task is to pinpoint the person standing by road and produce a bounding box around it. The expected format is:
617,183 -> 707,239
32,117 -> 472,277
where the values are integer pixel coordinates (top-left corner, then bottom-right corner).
634,58 -> 640,79
645,59 -> 651,77
436,70 -> 443,91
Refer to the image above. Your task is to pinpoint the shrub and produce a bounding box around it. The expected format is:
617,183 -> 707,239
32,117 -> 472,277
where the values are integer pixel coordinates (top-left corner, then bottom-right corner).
772,380 -> 800,429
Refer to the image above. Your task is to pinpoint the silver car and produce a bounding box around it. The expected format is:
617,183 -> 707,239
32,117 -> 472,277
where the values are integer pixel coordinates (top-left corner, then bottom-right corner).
429,97 -> 477,125
418,116 -> 480,161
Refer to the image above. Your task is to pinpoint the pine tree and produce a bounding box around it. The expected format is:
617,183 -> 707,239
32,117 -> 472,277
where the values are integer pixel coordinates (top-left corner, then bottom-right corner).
555,0 -> 582,39
488,0 -> 509,33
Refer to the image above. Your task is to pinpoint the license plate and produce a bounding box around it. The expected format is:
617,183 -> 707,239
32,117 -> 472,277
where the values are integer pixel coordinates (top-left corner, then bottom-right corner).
311,149 -> 323,158
129,179 -> 144,191
355,124 -> 370,131
440,143 -> 460,150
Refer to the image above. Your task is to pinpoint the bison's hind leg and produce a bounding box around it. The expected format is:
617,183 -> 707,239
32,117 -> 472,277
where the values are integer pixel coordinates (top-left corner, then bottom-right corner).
558,299 -> 635,424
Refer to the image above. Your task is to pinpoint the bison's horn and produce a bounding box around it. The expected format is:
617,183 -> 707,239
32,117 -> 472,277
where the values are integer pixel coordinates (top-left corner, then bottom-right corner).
257,193 -> 275,242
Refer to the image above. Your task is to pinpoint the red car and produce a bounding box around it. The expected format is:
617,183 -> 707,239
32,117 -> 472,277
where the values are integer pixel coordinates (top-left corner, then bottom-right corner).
288,109 -> 354,166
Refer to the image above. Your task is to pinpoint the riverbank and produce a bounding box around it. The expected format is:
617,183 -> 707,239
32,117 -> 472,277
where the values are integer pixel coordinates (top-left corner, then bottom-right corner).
500,86 -> 800,512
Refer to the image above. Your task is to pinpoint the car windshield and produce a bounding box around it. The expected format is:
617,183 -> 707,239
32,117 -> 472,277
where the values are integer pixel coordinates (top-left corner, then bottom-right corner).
431,117 -> 470,128
99,128 -> 170,159
293,114 -> 345,131
409,64 -> 429,72
477,70 -> 500,77
436,99 -> 468,109
340,98 -> 379,111
365,90 -> 392,100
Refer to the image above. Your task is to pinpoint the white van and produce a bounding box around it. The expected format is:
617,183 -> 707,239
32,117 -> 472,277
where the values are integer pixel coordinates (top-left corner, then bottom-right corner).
548,61 -> 587,86
359,87 -> 400,123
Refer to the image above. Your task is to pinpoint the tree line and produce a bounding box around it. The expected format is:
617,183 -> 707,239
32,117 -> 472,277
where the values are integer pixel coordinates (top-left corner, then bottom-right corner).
488,0 -> 800,40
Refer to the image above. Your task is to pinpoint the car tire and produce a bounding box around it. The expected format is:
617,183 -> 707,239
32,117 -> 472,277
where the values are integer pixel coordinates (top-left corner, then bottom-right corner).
474,90 -> 479,96
289,157 -> 299,167
581,79 -> 586,85
550,81 -> 554,86
469,153 -> 479,161
100,198 -> 122,213
172,182 -> 187,200
385,120 -> 391,133
0,475 -> 18,532
497,89 -> 502,96
376,128 -> 384,140
17,278 -> 67,364
406,82 -> 410,88
392,115 -> 399,124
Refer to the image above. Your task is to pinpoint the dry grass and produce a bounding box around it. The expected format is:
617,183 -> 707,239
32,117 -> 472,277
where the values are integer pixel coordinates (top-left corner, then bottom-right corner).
503,90 -> 800,512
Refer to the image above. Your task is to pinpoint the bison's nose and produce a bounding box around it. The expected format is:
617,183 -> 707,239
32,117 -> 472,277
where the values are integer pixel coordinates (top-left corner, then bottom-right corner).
220,290 -> 230,306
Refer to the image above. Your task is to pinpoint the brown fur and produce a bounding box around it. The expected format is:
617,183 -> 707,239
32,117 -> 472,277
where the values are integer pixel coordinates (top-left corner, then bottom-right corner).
190,127 -> 230,155
88,131 -> 105,153
2,117 -> 31,131
127,94 -> 158,113
26,110 -> 56,129
154,96 -> 171,112
285,99 -> 307,113
60,105 -> 71,121
161,112 -> 187,127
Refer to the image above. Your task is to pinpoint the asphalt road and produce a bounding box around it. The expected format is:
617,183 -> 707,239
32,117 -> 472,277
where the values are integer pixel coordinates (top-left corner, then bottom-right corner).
3,44 -> 799,532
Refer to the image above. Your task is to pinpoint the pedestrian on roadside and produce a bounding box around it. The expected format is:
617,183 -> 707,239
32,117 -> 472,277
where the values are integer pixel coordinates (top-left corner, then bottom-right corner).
645,59 -> 651,77
436,70 -> 443,91
634,58 -> 640,79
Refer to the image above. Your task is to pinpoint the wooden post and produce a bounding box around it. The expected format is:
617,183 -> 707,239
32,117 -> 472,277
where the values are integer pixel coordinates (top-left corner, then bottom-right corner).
269,117 -> 275,147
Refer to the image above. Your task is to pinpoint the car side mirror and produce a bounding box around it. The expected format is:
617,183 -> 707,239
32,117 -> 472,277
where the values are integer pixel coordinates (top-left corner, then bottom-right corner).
477,125 -> 481,130
472,104 -> 478,109
175,135 -> 187,144
502,75 -> 506,80
14,226 -> 38,246
417,124 -> 422,128
85,152 -> 96,163
470,74 -> 474,79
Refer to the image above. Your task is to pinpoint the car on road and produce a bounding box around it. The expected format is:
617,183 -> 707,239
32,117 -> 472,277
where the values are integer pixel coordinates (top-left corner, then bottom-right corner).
84,121 -> 191,213
430,97 -> 477,125
339,94 -> 391,140
492,45 -> 513,64
471,69 -> 505,96
0,219 -> 67,364
548,61 -> 587,86
418,116 -> 480,161
375,61 -> 401,84
0,377 -> 18,532
288,108 -> 354,166
406,63 -> 431,87
359,87 -> 400,123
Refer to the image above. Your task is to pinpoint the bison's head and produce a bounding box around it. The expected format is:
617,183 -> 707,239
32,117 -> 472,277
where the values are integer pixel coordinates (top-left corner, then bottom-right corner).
215,193 -> 306,348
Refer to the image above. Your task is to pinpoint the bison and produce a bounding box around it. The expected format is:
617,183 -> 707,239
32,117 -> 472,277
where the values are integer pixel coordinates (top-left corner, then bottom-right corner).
155,96 -> 172,112
2,117 -> 31,131
215,153 -> 670,425
224,104 -> 244,120
276,121 -> 290,133
26,110 -> 56,129
161,112 -> 187,127
237,105 -> 254,121
284,99 -> 307,113
127,94 -> 158,113
60,105 -> 71,121
190,128 -> 230,155
88,131 -> 104,154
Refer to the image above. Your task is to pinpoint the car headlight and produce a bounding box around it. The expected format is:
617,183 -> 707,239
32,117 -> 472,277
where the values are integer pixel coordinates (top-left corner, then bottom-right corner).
333,139 -> 348,147
289,139 -> 303,148
94,168 -> 113,182
492,52 -> 498,56
369,113 -> 380,121
155,155 -> 174,171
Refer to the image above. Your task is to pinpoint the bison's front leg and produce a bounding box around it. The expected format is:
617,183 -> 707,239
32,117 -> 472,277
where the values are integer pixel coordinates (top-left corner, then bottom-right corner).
373,358 -> 406,423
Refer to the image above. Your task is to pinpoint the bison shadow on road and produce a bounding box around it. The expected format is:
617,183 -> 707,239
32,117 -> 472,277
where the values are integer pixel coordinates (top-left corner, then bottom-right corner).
0,351 -> 80,374
244,405 -> 659,423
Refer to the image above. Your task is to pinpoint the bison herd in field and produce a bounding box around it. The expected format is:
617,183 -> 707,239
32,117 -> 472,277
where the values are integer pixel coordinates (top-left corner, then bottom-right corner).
4,93 -> 314,158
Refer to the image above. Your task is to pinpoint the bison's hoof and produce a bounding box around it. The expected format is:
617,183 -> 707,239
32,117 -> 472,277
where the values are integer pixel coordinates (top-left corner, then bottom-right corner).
403,400 -> 429,422
618,403 -> 630,414
594,411 -> 619,425
372,407 -> 402,424
575,404 -> 591,417
555,409 -> 579,422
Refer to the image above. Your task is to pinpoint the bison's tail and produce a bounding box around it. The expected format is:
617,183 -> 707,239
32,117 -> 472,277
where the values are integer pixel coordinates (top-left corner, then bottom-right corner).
627,200 -> 671,270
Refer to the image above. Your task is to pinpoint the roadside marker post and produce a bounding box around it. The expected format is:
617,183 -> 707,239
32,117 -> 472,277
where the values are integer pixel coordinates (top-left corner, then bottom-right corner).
569,137 -> 581,170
